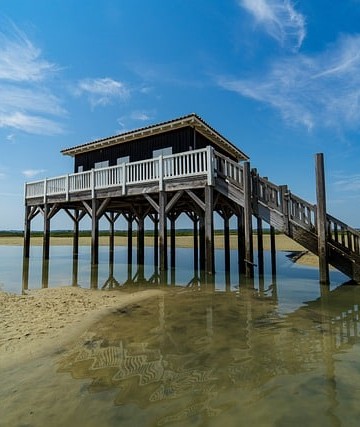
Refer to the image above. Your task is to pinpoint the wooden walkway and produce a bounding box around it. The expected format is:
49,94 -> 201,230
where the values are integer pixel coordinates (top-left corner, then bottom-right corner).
24,146 -> 360,282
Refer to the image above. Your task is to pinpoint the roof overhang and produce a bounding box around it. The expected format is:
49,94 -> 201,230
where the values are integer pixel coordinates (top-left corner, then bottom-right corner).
61,113 -> 249,162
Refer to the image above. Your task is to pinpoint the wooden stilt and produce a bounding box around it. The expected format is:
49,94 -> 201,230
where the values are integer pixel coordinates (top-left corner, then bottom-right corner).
244,162 -> 254,277
315,153 -> 330,284
204,185 -> 214,275
257,217 -> 264,276
22,256 -> 30,292
23,206 -> 31,259
126,214 -> 133,267
237,208 -> 245,275
72,254 -> 79,287
73,209 -> 79,259
153,213 -> 159,269
109,212 -> 115,265
193,216 -> 199,272
91,199 -> 99,265
137,215 -> 145,267
170,215 -> 176,269
199,215 -> 205,272
41,259 -> 49,288
270,225 -> 277,278
159,191 -> 167,271
224,215 -> 230,273
43,204 -> 50,261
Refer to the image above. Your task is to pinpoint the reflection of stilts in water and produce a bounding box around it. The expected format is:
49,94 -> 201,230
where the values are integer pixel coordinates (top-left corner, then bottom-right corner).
319,283 -> 341,427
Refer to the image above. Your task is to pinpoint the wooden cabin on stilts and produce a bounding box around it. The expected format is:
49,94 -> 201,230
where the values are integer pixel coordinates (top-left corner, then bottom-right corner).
23,114 -> 360,286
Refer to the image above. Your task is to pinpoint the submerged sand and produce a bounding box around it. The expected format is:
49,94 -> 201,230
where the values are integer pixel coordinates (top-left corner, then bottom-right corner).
0,287 -> 164,370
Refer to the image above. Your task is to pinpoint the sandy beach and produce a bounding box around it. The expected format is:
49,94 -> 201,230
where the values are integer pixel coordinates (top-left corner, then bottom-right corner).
0,287 -> 164,370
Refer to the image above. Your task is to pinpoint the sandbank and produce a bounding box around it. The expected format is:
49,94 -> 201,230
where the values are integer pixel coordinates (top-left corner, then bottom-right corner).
0,287 -> 164,370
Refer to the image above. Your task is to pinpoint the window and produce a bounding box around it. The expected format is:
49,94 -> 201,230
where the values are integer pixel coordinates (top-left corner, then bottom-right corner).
117,156 -> 130,165
77,165 -> 83,173
94,160 -> 109,169
152,147 -> 172,158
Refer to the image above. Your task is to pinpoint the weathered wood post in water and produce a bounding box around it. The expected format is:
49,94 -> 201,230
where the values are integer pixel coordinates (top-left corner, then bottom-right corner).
315,153 -> 330,284
244,161 -> 254,277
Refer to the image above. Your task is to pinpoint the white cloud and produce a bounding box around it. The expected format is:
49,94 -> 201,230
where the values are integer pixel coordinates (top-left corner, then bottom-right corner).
129,110 -> 152,121
0,19 -> 65,135
22,169 -> 46,178
217,34 -> 360,131
333,173 -> 360,192
0,112 -> 63,135
0,19 -> 57,82
76,77 -> 130,107
239,0 -> 306,50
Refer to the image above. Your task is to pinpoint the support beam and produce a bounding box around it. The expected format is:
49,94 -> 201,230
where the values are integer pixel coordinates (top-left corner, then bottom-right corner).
43,204 -> 50,261
137,215 -> 145,267
126,214 -> 133,267
204,185 -> 215,275
193,216 -> 199,272
23,206 -> 31,259
91,199 -> 99,265
109,212 -> 115,265
270,225 -> 277,279
73,209 -> 79,259
257,217 -> 264,277
224,215 -> 230,273
170,215 -> 176,269
153,213 -> 159,269
199,215 -> 205,272
237,208 -> 245,275
315,153 -> 330,285
159,191 -> 167,271
244,161 -> 254,277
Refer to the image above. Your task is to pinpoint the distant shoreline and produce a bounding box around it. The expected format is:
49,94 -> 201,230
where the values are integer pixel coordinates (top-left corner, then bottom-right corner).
0,234 -> 318,267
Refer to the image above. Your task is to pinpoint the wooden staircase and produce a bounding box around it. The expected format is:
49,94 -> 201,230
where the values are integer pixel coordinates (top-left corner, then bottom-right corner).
213,152 -> 360,282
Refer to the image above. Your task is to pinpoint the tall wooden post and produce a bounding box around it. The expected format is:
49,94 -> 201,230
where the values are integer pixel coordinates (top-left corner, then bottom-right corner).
23,206 -> 31,259
205,185 -> 215,275
73,209 -> 79,259
43,204 -> 50,261
257,217 -> 264,276
170,216 -> 176,269
244,162 -> 254,277
270,225 -> 277,279
193,216 -> 199,272
153,213 -> 159,269
137,215 -> 145,267
91,199 -> 99,265
127,214 -> 133,267
237,209 -> 245,275
159,191 -> 168,271
224,215 -> 230,273
315,153 -> 330,284
109,212 -> 115,265
199,216 -> 205,272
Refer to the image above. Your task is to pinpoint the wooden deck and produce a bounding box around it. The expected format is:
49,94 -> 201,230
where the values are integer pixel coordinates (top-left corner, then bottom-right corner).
24,146 -> 360,282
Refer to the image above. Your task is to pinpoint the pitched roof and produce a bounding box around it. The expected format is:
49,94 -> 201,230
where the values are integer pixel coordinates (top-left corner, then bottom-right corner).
61,113 -> 249,161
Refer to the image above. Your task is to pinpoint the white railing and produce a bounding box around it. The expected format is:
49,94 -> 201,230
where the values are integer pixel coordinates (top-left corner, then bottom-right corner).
25,147 -> 217,200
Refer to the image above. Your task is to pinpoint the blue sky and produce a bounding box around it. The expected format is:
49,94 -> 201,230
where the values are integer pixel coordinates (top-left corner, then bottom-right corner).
0,0 -> 359,230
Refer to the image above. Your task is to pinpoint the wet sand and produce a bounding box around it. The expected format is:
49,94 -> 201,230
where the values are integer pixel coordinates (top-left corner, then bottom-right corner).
0,287 -> 164,370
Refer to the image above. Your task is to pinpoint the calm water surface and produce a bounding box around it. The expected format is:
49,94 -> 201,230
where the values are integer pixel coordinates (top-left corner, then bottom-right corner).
1,245 -> 359,426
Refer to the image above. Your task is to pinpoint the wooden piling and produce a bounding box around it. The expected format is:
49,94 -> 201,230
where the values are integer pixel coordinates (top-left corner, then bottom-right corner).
243,162 -> 254,277
137,215 -> 145,267
23,206 -> 31,259
91,199 -> 99,265
159,191 -> 168,271
270,225 -> 277,278
315,153 -> 330,284
237,209 -> 245,274
205,185 -> 215,275
224,215 -> 230,273
43,204 -> 50,261
257,217 -> 264,276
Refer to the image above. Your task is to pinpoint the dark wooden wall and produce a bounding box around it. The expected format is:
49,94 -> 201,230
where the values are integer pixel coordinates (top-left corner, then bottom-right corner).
74,126 -> 237,172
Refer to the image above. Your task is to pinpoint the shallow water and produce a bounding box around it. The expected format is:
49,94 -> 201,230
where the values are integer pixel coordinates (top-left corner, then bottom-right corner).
1,245 -> 360,426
